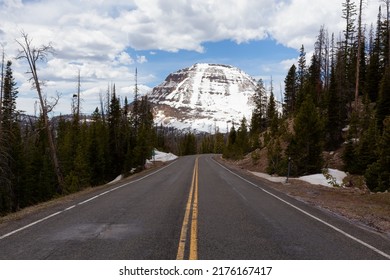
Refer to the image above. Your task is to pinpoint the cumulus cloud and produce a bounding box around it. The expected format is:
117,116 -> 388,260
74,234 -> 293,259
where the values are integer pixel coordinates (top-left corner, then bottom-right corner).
121,0 -> 275,51
1,1 -> 380,55
116,52 -> 135,65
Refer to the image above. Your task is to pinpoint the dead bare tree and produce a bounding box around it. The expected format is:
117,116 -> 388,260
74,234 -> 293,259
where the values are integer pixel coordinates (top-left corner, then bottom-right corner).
76,69 -> 81,120
16,32 -> 65,193
0,44 -> 5,135
355,0 -> 364,111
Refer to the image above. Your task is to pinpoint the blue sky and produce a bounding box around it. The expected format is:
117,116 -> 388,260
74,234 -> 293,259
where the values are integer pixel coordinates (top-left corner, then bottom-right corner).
135,38 -> 298,82
0,0 -> 379,115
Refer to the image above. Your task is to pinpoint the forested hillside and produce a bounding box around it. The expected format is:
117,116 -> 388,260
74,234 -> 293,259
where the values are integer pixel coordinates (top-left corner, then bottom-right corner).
222,0 -> 390,193
0,51 -> 157,214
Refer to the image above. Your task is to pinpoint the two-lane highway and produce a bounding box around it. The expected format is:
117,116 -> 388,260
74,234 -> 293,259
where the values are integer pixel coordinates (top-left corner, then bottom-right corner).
0,155 -> 390,259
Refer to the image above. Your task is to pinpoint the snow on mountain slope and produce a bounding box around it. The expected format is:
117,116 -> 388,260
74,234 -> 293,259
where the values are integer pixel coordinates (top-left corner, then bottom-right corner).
149,63 -> 258,133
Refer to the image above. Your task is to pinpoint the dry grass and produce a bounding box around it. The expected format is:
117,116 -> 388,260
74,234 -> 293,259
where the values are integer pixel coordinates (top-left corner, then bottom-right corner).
277,179 -> 390,234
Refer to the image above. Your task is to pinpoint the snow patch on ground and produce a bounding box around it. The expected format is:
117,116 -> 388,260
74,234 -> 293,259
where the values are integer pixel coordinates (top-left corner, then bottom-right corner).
109,150 -> 178,184
299,169 -> 347,187
251,168 -> 348,188
108,174 -> 123,184
151,150 -> 178,162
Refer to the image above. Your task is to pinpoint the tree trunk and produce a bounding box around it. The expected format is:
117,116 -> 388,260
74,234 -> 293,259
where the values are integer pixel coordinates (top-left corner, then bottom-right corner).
16,33 -> 65,193
0,46 -> 4,135
355,0 -> 363,111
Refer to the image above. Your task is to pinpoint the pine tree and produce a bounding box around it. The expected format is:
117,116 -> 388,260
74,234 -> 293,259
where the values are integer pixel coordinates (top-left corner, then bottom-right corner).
365,9 -> 383,102
57,118 -> 75,178
298,45 -> 307,93
355,114 -> 379,173
133,96 -> 155,167
65,144 -> 90,192
342,0 -> 357,54
383,0 -> 390,67
228,124 -> 236,146
284,64 -> 298,116
296,45 -> 307,111
131,68 -> 140,134
376,66 -> 390,131
213,131 -> 225,154
250,79 -> 267,134
354,0 -> 364,109
21,117 -> 57,206
108,85 -> 124,178
200,135 -> 213,154
365,116 -> 390,192
266,91 -> 278,135
325,64 -> 343,150
2,61 -> 17,126
180,132 -> 197,155
306,53 -> 322,106
223,124 -> 243,160
288,95 -> 323,175
0,60 -> 21,213
266,137 -> 285,175
236,117 -> 249,154
342,0 -> 358,110
88,107 -> 109,185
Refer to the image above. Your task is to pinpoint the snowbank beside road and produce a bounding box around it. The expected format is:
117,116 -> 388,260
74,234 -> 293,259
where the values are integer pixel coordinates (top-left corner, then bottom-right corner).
151,150 -> 178,162
299,169 -> 347,187
251,168 -> 347,188
109,150 -> 178,184
145,150 -> 178,168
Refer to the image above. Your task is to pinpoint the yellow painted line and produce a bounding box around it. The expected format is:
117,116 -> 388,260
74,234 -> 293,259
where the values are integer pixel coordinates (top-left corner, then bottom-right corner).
176,157 -> 199,260
189,157 -> 199,260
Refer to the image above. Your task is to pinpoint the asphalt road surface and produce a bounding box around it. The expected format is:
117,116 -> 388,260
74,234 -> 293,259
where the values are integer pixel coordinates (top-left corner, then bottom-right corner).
1,155 -> 390,260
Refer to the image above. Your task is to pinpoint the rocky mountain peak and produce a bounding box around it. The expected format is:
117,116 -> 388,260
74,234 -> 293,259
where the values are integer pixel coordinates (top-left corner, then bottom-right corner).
149,63 -> 258,133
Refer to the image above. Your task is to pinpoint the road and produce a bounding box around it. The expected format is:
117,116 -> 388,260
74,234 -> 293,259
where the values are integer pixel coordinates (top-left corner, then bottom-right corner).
0,155 -> 390,259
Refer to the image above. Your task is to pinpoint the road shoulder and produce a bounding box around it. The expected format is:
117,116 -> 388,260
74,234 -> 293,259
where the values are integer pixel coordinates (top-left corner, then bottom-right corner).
215,155 -> 390,238
0,161 -> 173,230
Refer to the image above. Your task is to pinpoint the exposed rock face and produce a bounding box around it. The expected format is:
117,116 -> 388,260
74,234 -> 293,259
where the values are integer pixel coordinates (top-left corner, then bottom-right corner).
149,63 -> 258,133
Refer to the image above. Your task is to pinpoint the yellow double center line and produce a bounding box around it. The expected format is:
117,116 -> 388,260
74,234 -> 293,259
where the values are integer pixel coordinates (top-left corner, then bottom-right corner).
176,157 -> 199,260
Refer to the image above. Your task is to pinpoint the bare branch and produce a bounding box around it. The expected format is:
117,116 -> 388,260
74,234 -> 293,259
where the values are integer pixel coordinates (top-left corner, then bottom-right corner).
15,31 -> 54,77
46,92 -> 61,113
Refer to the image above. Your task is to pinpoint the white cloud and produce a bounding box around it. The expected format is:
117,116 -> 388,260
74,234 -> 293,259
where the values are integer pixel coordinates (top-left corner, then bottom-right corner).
116,52 -> 135,65
137,55 -> 147,64
0,1 -> 381,55
280,58 -> 299,70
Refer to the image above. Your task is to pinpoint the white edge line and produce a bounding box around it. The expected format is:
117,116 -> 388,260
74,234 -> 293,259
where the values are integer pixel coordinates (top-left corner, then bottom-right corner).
0,160 -> 177,240
213,158 -> 390,260
0,211 -> 62,240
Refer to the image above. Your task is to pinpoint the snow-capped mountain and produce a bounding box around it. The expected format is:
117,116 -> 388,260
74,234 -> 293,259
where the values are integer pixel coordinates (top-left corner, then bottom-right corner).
149,63 -> 258,133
